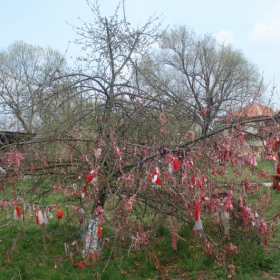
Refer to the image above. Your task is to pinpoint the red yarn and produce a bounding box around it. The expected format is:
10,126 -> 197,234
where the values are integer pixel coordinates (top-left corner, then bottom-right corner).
97,224 -> 102,237
16,206 -> 21,217
194,201 -> 200,221
156,176 -> 162,186
85,173 -> 94,183
173,158 -> 180,170
56,209 -> 64,220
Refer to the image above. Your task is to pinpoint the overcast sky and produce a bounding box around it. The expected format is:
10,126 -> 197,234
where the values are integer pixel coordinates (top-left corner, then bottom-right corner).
1,0 -> 280,105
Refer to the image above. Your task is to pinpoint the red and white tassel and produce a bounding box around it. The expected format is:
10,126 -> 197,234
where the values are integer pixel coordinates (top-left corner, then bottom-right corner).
193,201 -> 203,231
13,205 -> 22,220
168,157 -> 180,174
85,170 -> 98,184
37,210 -> 44,225
152,167 -> 162,185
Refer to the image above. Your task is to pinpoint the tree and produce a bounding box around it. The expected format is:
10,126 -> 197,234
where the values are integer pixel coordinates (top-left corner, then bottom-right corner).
0,41 -> 66,133
152,26 -> 265,135
0,1 -> 279,278
66,0 -> 164,123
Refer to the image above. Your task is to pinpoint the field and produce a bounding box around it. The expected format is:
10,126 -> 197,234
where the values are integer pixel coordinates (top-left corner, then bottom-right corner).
1,159 -> 280,280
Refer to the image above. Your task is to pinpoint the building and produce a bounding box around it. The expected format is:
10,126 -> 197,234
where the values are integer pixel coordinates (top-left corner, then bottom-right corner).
218,103 -> 280,152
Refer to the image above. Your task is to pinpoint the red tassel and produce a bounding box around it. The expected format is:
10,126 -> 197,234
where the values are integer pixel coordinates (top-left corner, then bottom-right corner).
194,201 -> 200,221
173,158 -> 180,170
156,176 -> 162,186
191,174 -> 195,184
85,173 -> 94,183
56,209 -> 64,220
16,206 -> 21,217
35,213 -> 39,224
153,167 -> 159,175
85,172 -> 97,184
97,224 -> 102,237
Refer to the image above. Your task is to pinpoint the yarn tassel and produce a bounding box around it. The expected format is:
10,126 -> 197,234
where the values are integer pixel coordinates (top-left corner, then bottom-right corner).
37,210 -> 44,225
13,206 -> 22,220
194,201 -> 203,231
97,224 -> 103,238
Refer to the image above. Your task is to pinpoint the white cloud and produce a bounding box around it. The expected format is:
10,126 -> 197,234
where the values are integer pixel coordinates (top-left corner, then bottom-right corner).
248,4 -> 280,44
214,30 -> 235,45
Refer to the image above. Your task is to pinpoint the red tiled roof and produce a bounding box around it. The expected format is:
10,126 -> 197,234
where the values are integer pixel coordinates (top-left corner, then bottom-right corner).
230,103 -> 279,118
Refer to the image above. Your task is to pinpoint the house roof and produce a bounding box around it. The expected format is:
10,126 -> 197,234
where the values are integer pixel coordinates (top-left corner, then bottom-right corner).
230,103 -> 279,118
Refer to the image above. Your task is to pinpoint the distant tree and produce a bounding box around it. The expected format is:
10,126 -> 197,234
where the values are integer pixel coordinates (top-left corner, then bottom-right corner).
154,26 -> 265,135
0,41 -> 66,133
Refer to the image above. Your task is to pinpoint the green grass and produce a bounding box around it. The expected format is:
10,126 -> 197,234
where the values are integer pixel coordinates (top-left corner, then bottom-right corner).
2,216 -> 280,279
1,159 -> 280,279
211,159 -> 275,185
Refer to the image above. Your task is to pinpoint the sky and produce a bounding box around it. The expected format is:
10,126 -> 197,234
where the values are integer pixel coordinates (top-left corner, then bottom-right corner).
1,0 -> 280,106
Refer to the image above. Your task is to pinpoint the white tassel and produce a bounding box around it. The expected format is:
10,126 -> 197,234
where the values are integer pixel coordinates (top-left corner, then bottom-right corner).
13,209 -> 19,220
194,218 -> 203,231
43,212 -> 48,224
152,174 -> 157,183
168,162 -> 173,174
91,177 -> 98,184
221,211 -> 230,235
37,210 -> 44,225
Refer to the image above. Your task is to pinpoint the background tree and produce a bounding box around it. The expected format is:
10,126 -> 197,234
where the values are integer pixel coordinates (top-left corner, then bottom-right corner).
0,41 -> 66,133
152,26 -> 265,135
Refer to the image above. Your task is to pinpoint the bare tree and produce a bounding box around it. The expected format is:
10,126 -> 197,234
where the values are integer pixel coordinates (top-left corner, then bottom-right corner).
0,41 -> 66,133
66,0 -> 163,123
153,26 -> 265,135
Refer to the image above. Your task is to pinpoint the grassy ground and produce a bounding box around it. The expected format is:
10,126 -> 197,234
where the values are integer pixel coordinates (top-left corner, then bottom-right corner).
2,218 -> 280,280
1,159 -> 280,279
